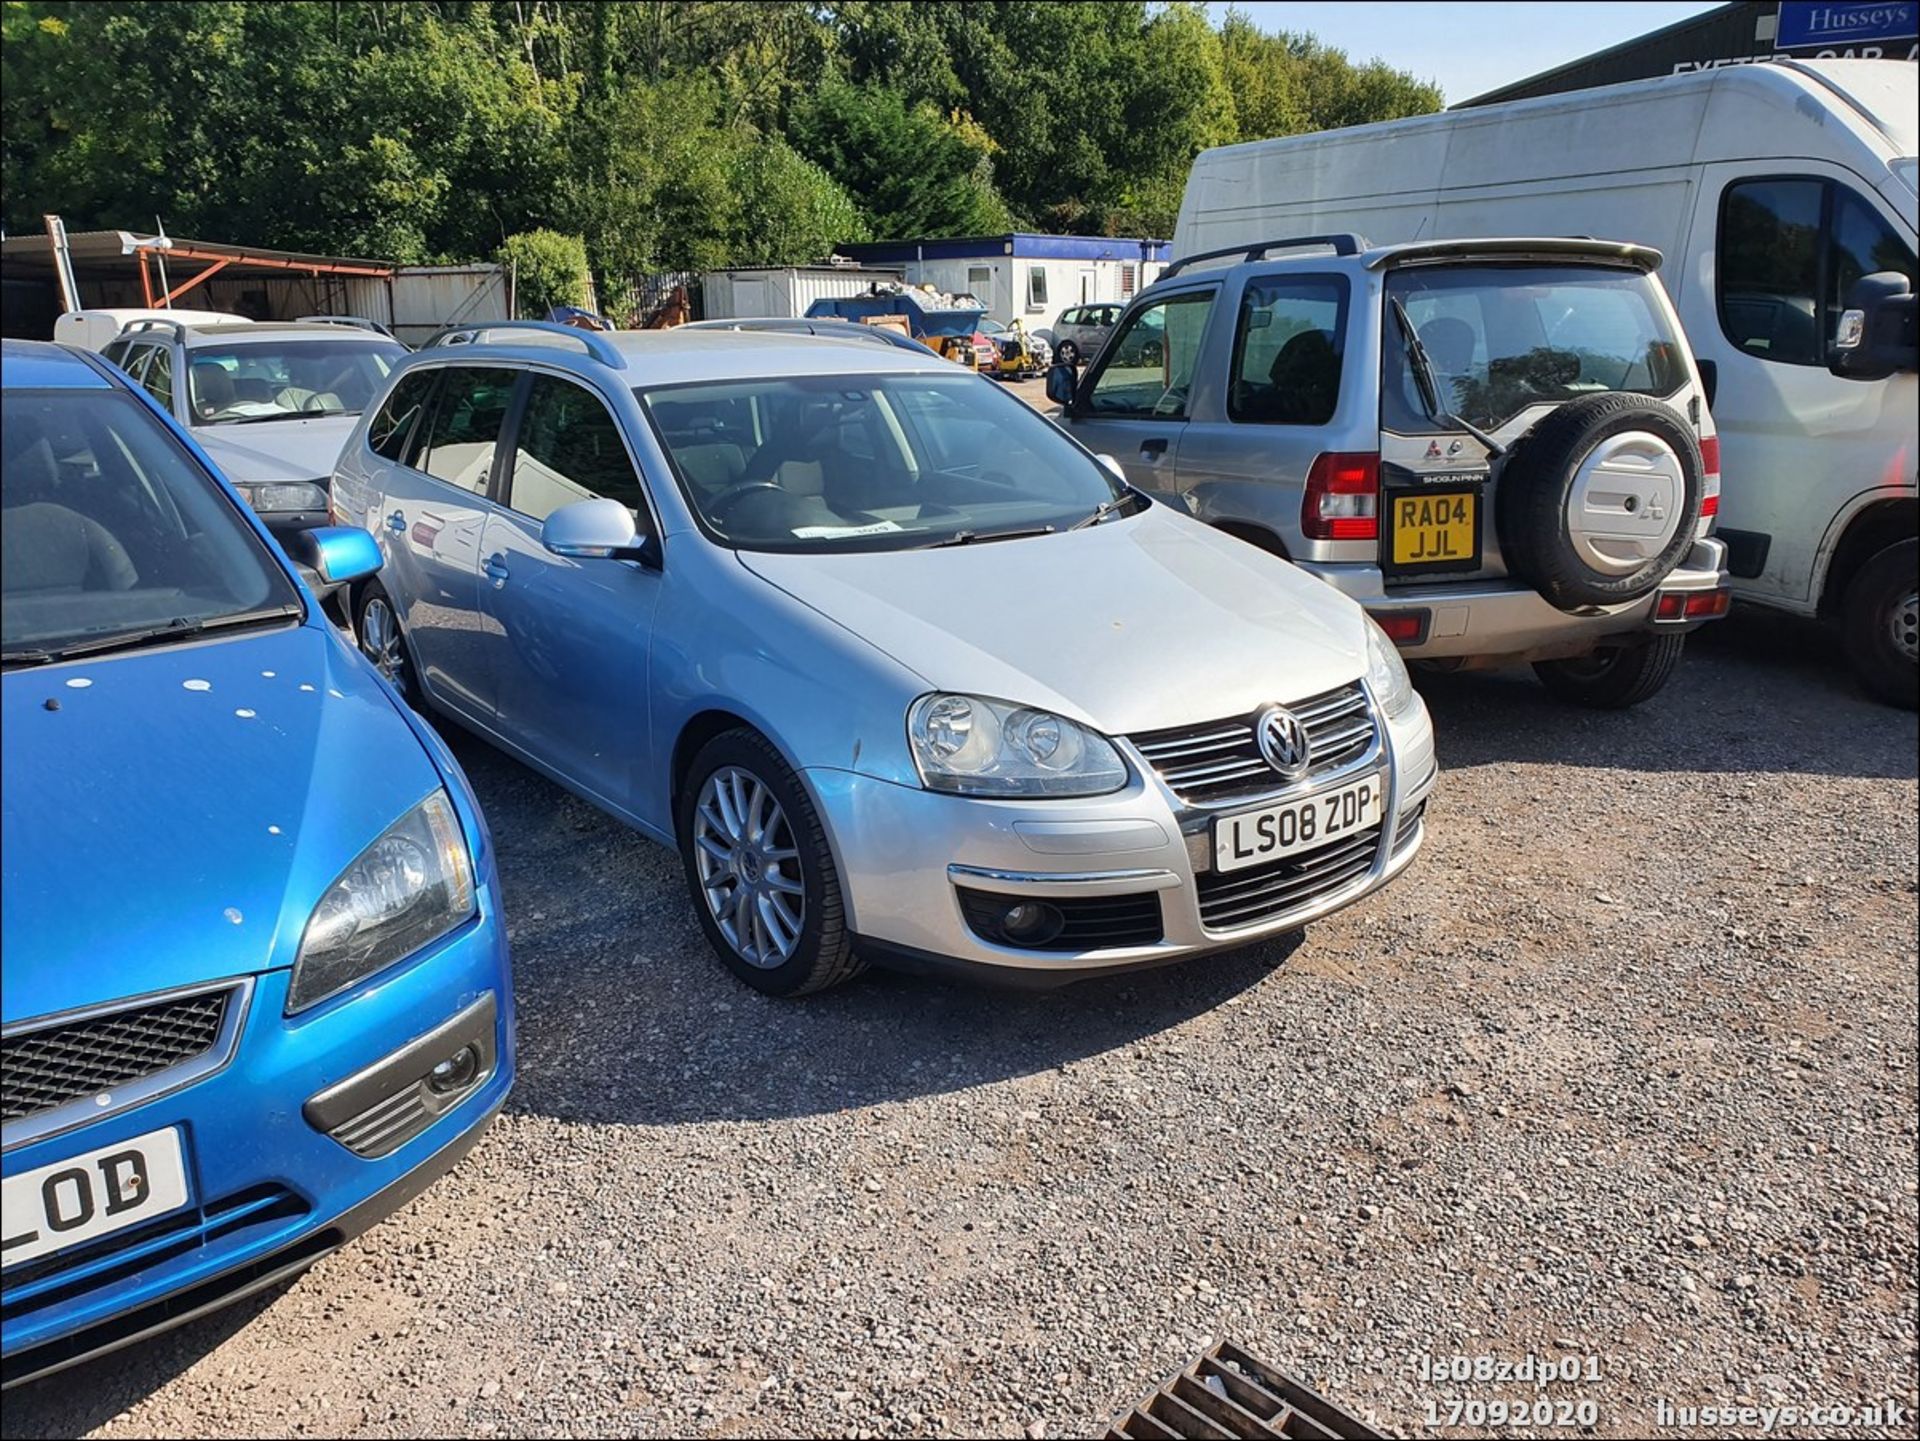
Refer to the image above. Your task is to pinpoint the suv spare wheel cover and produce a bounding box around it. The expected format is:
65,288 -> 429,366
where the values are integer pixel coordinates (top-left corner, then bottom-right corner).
1494,392 -> 1704,612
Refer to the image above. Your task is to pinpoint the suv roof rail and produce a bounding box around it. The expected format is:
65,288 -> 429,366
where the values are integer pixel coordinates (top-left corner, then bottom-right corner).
117,317 -> 190,343
1160,233 -> 1369,279
296,314 -> 395,337
421,319 -> 627,371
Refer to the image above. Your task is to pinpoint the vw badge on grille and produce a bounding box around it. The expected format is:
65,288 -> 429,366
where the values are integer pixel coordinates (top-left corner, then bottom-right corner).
1254,704 -> 1311,780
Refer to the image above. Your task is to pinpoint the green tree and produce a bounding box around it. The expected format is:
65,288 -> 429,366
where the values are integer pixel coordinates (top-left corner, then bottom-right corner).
788,80 -> 1012,238
499,228 -> 591,316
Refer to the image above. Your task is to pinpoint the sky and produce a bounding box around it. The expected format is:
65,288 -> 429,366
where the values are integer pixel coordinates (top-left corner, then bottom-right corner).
1205,1 -> 1726,103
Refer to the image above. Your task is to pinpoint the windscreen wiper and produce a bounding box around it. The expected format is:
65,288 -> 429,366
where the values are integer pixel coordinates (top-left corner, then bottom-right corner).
25,603 -> 303,663
1070,490 -> 1138,531
923,524 -> 1057,548
0,647 -> 58,668
1388,296 -> 1507,460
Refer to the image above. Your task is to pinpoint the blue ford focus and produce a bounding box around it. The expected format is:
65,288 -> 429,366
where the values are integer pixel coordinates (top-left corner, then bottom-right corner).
0,340 -> 513,1386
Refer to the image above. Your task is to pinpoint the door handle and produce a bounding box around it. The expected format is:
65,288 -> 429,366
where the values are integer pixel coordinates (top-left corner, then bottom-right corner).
483,553 -> 510,588
1138,438 -> 1168,462
386,510 -> 406,532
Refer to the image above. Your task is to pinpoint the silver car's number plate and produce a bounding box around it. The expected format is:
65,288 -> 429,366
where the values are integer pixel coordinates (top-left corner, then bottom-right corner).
1,1126 -> 191,1268
1212,777 -> 1382,874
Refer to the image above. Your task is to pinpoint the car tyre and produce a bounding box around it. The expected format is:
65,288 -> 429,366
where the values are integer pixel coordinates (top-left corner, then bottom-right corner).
1056,339 -> 1080,366
354,581 -> 423,710
676,728 -> 865,997
1842,539 -> 1919,710
1533,633 -> 1686,709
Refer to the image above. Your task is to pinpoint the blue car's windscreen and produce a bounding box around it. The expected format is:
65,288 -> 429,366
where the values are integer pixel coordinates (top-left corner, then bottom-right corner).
2,389 -> 301,658
641,371 -> 1132,552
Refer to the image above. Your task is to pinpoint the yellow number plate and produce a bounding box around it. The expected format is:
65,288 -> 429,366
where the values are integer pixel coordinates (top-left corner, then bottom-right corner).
1391,490 -> 1476,566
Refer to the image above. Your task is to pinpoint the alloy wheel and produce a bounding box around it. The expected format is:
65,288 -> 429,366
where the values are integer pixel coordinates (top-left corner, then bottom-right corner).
359,597 -> 407,689
692,766 -> 805,969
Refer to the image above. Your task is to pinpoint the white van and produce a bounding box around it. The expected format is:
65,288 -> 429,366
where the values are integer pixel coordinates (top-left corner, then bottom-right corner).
1175,59 -> 1918,707
54,307 -> 248,352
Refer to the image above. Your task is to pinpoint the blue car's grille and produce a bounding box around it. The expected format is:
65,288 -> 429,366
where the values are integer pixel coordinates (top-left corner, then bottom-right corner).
3,991 -> 230,1124
0,1184 -> 310,1324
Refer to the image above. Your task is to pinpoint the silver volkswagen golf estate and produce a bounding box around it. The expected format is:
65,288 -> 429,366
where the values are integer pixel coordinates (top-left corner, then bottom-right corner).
330,322 -> 1436,995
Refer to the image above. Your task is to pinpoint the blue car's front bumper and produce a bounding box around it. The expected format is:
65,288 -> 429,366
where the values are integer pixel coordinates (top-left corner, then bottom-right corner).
1,909 -> 513,1388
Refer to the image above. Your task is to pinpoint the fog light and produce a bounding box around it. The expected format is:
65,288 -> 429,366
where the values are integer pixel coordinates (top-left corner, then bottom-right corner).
427,1045 -> 481,1095
1000,901 -> 1065,946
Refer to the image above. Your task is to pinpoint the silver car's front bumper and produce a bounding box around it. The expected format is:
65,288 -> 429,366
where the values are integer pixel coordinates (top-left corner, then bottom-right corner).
1299,537 -> 1729,663
805,695 -> 1436,981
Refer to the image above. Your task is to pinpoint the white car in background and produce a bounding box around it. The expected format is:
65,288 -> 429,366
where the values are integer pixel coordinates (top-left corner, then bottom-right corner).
54,307 -> 249,351
101,316 -> 407,539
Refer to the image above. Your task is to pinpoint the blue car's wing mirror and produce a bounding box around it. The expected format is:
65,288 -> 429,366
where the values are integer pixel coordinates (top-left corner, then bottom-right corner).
292,526 -> 384,586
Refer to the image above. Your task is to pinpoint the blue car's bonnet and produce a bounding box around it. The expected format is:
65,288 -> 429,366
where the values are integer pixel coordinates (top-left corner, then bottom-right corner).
2,623 -> 446,1023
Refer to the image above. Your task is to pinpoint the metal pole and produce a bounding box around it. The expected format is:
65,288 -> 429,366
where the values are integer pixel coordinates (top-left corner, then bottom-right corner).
44,214 -> 80,312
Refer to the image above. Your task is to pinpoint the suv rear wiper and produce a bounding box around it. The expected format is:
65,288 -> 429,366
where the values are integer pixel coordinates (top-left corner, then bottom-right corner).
923,524 -> 1057,548
1388,296 -> 1508,460
19,603 -> 303,663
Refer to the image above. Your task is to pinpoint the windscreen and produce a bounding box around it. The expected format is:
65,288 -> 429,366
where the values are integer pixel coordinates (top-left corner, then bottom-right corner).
1382,264 -> 1687,434
641,371 -> 1126,552
187,338 -> 406,425
2,389 -> 299,655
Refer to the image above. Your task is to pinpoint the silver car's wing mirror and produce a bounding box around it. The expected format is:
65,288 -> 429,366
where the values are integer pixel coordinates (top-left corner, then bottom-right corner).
542,498 -> 654,563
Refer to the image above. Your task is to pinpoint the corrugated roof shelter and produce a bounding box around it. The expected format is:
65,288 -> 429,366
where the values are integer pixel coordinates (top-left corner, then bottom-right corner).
0,227 -> 512,344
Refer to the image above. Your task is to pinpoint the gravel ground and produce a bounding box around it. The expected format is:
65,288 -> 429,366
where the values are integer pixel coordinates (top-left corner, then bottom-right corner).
9,608 -> 1916,1440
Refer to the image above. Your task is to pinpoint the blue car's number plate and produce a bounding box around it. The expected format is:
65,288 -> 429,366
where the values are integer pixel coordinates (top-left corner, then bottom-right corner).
2,1126 -> 190,1268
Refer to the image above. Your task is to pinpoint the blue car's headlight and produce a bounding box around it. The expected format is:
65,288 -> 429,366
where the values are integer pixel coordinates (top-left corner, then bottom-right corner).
287,791 -> 476,1013
907,693 -> 1129,798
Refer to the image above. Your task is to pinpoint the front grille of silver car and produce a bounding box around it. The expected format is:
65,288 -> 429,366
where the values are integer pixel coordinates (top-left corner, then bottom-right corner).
1128,682 -> 1376,808
2,989 -> 231,1125
1194,825 -> 1382,932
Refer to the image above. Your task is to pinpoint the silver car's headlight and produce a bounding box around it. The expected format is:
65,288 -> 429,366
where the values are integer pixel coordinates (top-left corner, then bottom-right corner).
907,693 -> 1129,798
233,480 -> 329,514
287,791 -> 476,1013
1365,619 -> 1418,720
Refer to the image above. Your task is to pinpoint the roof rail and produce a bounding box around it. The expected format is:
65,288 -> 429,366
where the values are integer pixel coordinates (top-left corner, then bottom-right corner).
117,317 -> 190,343
421,319 -> 626,370
1160,233 -> 1369,279
296,314 -> 395,338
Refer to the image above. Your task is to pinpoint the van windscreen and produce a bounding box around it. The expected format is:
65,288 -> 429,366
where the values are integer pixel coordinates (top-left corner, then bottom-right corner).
1381,265 -> 1686,434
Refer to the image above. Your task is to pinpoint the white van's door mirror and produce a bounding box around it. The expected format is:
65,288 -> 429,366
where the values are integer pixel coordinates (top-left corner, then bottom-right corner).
1829,272 -> 1918,382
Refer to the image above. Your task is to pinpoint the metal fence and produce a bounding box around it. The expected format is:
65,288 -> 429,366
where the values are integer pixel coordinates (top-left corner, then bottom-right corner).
594,270 -> 703,327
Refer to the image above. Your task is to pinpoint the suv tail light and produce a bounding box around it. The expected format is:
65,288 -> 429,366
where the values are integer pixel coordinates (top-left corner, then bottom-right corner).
1303,452 -> 1379,541
1699,435 -> 1721,520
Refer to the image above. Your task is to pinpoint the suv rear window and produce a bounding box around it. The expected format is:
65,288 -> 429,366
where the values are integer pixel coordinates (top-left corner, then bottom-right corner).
1381,264 -> 1686,434
1228,275 -> 1348,425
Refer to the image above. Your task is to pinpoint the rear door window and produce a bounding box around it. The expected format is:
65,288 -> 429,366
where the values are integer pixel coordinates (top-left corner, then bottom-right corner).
1228,275 -> 1348,425
416,367 -> 518,495
1083,290 -> 1216,419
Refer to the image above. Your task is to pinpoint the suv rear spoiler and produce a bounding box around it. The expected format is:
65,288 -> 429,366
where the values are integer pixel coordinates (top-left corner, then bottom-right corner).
1367,237 -> 1663,271
1160,233 -> 1368,279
